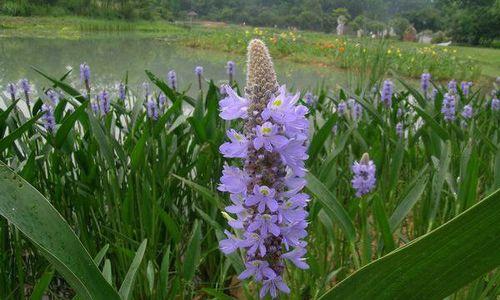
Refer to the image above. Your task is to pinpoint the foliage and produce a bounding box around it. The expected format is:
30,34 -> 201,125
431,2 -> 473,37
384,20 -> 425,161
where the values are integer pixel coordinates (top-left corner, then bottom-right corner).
0,57 -> 499,298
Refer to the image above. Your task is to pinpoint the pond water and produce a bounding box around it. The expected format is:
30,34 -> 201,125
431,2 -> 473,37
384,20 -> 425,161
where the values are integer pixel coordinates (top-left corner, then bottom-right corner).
0,33 -> 350,99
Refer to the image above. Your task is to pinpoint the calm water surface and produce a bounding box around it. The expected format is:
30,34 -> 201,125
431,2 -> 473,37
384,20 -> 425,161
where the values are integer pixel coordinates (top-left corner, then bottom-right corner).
0,33 -> 349,99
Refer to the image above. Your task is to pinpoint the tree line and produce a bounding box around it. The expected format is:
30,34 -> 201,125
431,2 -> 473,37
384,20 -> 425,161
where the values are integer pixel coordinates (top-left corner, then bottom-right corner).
1,0 -> 499,46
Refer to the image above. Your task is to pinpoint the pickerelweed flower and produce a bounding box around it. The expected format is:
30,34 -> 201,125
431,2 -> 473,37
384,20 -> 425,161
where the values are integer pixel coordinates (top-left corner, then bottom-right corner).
461,81 -> 471,96
98,90 -> 110,115
448,80 -> 457,94
195,66 -> 203,89
91,101 -> 99,114
432,88 -> 438,100
218,39 -> 309,299
304,92 -> 315,106
337,101 -> 347,115
19,79 -> 31,103
396,122 -> 403,139
46,89 -> 60,106
462,104 -> 473,119
351,153 -> 376,197
226,61 -> 236,83
167,70 -> 177,91
492,97 -> 500,111
41,103 -> 56,133
118,83 -> 126,101
146,99 -> 159,120
351,101 -> 363,121
7,83 -> 16,100
79,63 -> 91,90
158,92 -> 167,109
142,82 -> 150,100
421,73 -> 431,96
441,93 -> 456,121
381,80 -> 393,107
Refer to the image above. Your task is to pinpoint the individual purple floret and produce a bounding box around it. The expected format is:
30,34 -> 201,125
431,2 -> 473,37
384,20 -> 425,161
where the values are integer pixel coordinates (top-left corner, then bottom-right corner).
337,101 -> 347,115
381,80 -> 393,108
461,104 -> 473,119
461,81 -> 471,96
218,39 -> 309,299
421,73 -> 431,96
226,61 -> 235,83
351,153 -> 376,197
167,70 -> 177,91
7,83 -> 16,100
79,63 -> 91,90
441,93 -> 456,122
118,83 -> 126,101
448,80 -> 457,94
396,122 -> 403,139
98,90 -> 110,115
41,103 -> 56,133
146,99 -> 159,120
492,97 -> 500,111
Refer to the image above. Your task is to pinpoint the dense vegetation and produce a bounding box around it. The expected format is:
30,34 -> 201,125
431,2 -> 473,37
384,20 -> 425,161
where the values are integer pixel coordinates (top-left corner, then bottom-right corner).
1,0 -> 499,46
0,47 -> 499,297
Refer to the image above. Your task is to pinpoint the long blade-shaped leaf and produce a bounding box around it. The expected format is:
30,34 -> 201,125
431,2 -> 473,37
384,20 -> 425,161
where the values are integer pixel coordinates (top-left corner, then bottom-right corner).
119,239 -> 148,300
0,163 -> 120,300
319,188 -> 500,300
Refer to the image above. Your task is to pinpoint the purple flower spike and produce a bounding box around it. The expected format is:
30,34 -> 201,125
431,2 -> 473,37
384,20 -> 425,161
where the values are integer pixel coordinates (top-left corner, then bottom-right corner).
381,80 -> 393,107
396,122 -> 403,139
226,61 -> 235,82
461,104 -> 473,119
41,103 -> 56,133
461,81 -> 471,96
47,90 -> 60,106
118,83 -> 126,101
194,66 -> 203,76
7,83 -> 16,100
441,93 -> 456,122
337,101 -> 347,115
448,80 -> 457,94
421,73 -> 431,96
218,39 -> 309,299
146,99 -> 159,120
79,63 -> 91,90
98,90 -> 110,115
167,70 -> 177,91
351,153 -> 376,197
492,97 -> 500,111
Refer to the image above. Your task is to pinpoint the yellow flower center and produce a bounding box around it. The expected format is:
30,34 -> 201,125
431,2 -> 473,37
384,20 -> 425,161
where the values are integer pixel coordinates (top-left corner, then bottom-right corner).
272,98 -> 282,107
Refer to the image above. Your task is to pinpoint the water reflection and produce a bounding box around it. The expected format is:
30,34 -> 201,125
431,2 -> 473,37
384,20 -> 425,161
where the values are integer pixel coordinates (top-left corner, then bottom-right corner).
0,34 -> 348,98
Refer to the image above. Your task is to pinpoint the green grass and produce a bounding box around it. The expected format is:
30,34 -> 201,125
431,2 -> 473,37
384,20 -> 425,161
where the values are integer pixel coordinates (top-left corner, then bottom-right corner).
0,55 -> 499,298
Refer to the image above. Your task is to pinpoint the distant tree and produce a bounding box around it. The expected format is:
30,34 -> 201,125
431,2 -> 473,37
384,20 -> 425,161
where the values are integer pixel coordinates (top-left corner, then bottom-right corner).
389,16 -> 410,38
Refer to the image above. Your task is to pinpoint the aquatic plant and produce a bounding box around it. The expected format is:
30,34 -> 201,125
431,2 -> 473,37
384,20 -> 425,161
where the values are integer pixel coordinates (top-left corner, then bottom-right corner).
218,39 -> 309,298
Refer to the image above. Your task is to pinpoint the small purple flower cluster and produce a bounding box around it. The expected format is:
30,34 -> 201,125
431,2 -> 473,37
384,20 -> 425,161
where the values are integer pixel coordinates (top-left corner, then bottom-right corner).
7,83 -> 16,100
80,63 -> 91,90
492,97 -> 500,111
226,61 -> 236,82
98,90 -> 111,115
461,81 -> 472,96
441,93 -> 456,121
461,104 -> 473,119
195,66 -> 203,89
396,122 -> 403,139
381,80 -> 393,107
351,153 -> 376,197
118,83 -> 126,101
448,80 -> 457,94
147,99 -> 159,120
167,70 -> 177,91
41,103 -> 56,133
218,40 -> 309,299
421,73 -> 431,96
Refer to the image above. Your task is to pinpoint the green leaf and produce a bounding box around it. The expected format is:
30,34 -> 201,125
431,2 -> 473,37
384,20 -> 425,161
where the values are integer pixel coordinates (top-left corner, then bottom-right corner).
130,132 -> 148,170
0,112 -> 43,153
306,173 -> 356,242
319,189 -> 500,300
202,288 -> 237,300
410,104 -> 449,141
119,239 -> 148,300
308,115 -> 336,162
171,174 -> 224,209
30,268 -> 54,300
182,220 -> 202,281
54,101 -> 89,148
0,163 -> 120,300
33,67 -> 86,103
389,166 -> 428,232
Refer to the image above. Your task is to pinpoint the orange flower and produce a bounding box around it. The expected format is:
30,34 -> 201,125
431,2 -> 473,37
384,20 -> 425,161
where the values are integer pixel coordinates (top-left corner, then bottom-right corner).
339,47 -> 345,53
